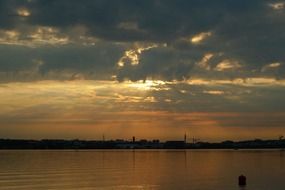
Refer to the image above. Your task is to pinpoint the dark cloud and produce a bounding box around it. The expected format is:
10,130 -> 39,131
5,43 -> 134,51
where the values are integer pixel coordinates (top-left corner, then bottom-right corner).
0,0 -> 285,81
117,47 -> 196,81
23,0 -> 264,42
0,43 -> 124,82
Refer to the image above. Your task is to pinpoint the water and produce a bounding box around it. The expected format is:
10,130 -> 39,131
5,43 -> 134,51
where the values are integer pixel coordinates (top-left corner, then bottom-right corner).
0,150 -> 284,190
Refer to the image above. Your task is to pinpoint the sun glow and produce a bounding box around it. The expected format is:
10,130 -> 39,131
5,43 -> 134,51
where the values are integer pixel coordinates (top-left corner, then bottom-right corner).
125,80 -> 166,90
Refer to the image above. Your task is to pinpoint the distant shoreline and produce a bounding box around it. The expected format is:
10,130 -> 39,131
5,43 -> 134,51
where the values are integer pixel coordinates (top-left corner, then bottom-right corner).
1,138 -> 285,149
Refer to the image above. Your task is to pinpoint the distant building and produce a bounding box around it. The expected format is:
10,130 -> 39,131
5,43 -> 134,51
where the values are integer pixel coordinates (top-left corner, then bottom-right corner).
164,141 -> 185,149
152,139 -> 160,143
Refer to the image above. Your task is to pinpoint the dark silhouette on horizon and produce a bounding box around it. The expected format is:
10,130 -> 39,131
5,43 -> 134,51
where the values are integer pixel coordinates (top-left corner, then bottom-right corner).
0,137 -> 285,149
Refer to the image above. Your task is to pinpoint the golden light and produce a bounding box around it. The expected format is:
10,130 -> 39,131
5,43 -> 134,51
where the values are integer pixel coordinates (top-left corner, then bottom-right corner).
5,30 -> 20,39
214,59 -> 241,71
261,62 -> 281,72
267,62 -> 281,68
126,50 -> 139,65
191,32 -> 212,44
117,60 -> 124,67
197,53 -> 214,70
28,27 -> 69,45
203,90 -> 225,95
17,8 -> 30,17
117,44 -> 159,67
125,80 -> 166,91
269,2 -> 284,10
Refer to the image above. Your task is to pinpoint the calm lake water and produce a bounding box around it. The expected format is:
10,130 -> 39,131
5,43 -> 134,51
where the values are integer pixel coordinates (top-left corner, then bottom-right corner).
0,150 -> 284,190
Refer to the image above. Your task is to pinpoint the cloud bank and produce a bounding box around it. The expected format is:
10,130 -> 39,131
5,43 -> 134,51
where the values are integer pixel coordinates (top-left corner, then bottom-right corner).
0,0 -> 284,82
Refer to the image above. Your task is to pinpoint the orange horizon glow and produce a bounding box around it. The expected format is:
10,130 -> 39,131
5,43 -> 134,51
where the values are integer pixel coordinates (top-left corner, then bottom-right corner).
0,80 -> 285,141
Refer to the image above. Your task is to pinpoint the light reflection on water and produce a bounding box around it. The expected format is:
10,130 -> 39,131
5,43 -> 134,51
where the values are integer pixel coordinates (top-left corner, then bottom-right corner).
0,150 -> 284,190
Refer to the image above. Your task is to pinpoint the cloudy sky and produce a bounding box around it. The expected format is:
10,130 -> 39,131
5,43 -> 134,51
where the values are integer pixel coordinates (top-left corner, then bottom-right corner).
0,0 -> 285,141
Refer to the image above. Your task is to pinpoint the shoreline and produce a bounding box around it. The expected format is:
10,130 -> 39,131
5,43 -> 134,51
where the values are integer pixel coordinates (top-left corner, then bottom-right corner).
1,138 -> 285,150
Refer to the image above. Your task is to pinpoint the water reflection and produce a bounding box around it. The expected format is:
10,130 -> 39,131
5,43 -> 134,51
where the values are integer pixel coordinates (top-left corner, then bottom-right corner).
239,187 -> 247,190
0,150 -> 284,190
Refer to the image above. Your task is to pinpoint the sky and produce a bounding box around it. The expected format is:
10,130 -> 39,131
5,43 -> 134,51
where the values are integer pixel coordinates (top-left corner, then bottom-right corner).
0,0 -> 285,141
